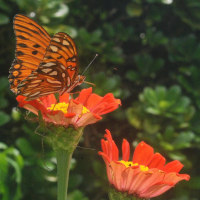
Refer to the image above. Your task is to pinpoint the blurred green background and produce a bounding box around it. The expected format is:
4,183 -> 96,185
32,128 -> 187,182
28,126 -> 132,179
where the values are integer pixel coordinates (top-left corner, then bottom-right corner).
1,0 -> 200,199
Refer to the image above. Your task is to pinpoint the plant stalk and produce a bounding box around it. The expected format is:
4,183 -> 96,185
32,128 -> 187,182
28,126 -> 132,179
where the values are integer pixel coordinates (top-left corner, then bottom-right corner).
56,149 -> 73,200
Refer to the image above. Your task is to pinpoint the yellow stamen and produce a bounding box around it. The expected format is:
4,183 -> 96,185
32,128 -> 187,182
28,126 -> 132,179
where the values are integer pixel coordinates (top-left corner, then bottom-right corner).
47,102 -> 90,117
119,160 -> 149,171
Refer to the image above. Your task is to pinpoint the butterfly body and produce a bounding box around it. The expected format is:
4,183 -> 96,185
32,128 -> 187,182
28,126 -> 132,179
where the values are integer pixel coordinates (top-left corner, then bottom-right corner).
9,14 -> 85,100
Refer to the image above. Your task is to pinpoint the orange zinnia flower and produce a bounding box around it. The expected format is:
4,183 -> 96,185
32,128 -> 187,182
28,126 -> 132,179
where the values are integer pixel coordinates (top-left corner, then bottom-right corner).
16,88 -> 121,128
99,130 -> 190,199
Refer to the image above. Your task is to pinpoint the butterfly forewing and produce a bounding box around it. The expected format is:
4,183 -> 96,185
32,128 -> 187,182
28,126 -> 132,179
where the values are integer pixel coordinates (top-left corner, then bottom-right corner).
16,32 -> 80,100
9,14 -> 51,94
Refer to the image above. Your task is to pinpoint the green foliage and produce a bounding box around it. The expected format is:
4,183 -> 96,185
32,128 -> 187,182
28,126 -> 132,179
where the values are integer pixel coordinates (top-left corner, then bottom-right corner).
126,54 -> 164,83
127,85 -> 195,162
1,0 -> 200,199
0,143 -> 23,200
68,190 -> 89,200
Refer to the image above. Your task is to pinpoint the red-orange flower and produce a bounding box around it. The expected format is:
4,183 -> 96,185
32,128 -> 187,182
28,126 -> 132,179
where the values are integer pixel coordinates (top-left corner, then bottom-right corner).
16,88 -> 121,128
99,130 -> 190,199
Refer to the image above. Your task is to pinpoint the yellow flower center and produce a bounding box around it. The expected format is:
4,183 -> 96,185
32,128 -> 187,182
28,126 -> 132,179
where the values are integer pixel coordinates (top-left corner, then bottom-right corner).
119,160 -> 149,171
47,102 -> 90,117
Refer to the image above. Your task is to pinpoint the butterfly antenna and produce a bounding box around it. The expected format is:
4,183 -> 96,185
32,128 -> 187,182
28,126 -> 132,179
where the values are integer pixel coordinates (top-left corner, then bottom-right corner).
82,54 -> 98,75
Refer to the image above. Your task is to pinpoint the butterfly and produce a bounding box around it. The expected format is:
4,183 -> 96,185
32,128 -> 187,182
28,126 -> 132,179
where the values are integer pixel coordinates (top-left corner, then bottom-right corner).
8,14 -> 86,101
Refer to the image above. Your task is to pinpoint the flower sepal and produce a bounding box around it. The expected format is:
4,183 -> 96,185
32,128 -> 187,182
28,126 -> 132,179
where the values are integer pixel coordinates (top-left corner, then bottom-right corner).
108,186 -> 146,200
50,126 -> 84,153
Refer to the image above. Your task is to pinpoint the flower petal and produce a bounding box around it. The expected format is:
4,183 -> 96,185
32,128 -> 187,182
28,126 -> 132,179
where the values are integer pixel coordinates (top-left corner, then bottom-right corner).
41,94 -> 56,108
75,113 -> 101,127
75,87 -> 93,105
46,111 -> 65,125
122,139 -> 130,161
59,93 -> 70,103
148,153 -> 166,169
104,129 -> 119,161
139,182 -> 174,198
83,93 -> 103,111
163,172 -> 190,183
137,169 -> 165,194
110,161 -> 127,191
100,155 -> 114,185
17,96 -> 48,116
121,165 -> 141,191
162,160 -> 183,173
132,141 -> 154,166
128,171 -> 153,194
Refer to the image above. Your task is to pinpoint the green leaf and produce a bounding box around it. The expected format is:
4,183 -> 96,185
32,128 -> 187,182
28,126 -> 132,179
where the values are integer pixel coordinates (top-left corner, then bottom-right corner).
126,2 -> 143,17
160,141 -> 174,151
0,1 -> 11,12
172,131 -> 195,149
167,85 -> 181,102
16,138 -> 34,156
6,157 -> 22,183
126,107 -> 141,129
53,3 -> 69,18
125,70 -> 140,81
155,86 -> 167,101
0,13 -> 9,25
163,126 -> 175,141
68,190 -> 89,200
0,153 -> 8,182
145,107 -> 161,115
12,107 -> 21,121
0,142 -> 7,149
143,119 -> 160,133
0,97 -> 8,109
0,77 -> 9,92
172,97 -> 191,113
142,87 -> 158,107
168,151 -> 187,161
0,111 -> 10,126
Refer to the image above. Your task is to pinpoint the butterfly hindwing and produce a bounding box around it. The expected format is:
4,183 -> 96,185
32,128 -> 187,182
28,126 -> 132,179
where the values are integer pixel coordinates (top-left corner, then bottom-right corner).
8,14 -> 51,94
47,32 -> 79,83
17,32 -> 80,100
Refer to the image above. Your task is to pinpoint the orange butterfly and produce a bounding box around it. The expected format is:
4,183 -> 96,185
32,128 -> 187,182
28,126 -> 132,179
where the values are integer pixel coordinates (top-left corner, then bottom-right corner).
8,14 -> 86,101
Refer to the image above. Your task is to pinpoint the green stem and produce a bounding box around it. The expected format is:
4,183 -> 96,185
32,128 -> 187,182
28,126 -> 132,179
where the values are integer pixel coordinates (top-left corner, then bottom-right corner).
56,149 -> 73,200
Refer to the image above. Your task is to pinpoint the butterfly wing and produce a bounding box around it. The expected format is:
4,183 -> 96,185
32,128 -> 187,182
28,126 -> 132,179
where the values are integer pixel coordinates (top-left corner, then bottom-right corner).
17,32 -> 80,100
8,14 -> 51,94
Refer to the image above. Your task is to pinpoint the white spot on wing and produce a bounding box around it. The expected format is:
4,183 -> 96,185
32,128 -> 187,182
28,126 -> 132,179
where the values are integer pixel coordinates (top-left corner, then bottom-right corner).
23,93 -> 30,96
47,79 -> 62,84
49,71 -> 58,76
28,84 -> 39,88
62,73 -> 66,78
43,62 -> 56,67
63,40 -> 69,45
67,77 -> 71,86
29,91 -> 40,97
60,64 -> 66,70
42,68 -> 52,73
50,45 -> 58,52
53,38 -> 60,42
